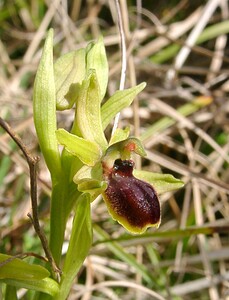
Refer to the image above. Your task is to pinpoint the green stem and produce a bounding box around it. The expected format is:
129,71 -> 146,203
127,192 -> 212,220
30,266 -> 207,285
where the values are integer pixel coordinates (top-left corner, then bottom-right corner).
49,178 -> 69,266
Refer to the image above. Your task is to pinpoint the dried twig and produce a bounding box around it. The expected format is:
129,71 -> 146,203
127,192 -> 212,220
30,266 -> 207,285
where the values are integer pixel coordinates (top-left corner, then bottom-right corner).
0,117 -> 60,277
0,252 -> 48,268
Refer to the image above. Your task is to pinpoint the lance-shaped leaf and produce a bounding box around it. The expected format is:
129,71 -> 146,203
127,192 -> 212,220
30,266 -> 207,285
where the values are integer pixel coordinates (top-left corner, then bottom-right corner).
133,170 -> 184,194
33,29 -> 61,179
59,194 -> 92,300
5,285 -> 17,300
76,70 -> 108,150
0,254 -> 50,280
54,49 -> 86,110
86,37 -> 108,101
101,82 -> 146,130
56,128 -> 102,166
103,159 -> 161,234
3,278 -> 59,297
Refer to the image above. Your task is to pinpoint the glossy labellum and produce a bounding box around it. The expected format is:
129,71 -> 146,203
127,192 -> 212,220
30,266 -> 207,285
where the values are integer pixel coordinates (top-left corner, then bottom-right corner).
103,159 -> 161,234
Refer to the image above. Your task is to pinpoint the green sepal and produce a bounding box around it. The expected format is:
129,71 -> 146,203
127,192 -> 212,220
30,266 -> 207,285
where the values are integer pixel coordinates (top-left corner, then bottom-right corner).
73,163 -> 105,200
56,128 -> 102,166
77,179 -> 107,200
101,82 -> 146,130
133,170 -> 184,194
76,70 -> 108,150
2,278 -> 59,297
73,163 -> 103,183
86,37 -> 108,101
54,49 -> 86,110
0,254 -> 50,280
59,194 -> 92,300
33,28 -> 61,179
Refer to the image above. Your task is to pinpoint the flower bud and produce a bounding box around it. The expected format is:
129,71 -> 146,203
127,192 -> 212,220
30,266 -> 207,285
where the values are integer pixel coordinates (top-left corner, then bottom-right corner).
103,159 -> 161,234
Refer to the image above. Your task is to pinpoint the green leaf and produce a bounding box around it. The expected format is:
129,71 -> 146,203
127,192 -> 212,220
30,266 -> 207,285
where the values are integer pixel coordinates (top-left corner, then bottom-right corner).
33,28 -> 61,180
56,128 -> 102,166
54,49 -> 86,110
101,82 -> 146,130
59,194 -> 92,300
49,151 -> 82,265
76,70 -> 108,150
133,170 -> 184,194
2,278 -> 59,297
5,284 -> 17,300
86,37 -> 108,100
0,254 -> 50,280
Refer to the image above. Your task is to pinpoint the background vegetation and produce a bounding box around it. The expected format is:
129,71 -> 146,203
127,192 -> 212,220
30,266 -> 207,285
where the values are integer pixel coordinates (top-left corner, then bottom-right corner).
0,0 -> 229,299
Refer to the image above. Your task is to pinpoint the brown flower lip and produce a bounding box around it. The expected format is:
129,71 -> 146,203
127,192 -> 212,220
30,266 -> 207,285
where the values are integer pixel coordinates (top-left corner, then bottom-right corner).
103,159 -> 161,233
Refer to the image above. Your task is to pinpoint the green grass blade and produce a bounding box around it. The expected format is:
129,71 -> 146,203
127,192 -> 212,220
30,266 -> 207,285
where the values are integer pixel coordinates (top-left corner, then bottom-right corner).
93,224 -> 155,285
140,96 -> 212,142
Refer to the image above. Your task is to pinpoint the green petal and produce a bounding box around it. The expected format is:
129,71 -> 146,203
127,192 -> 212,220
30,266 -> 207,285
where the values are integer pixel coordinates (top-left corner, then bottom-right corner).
56,128 -> 102,166
76,70 -> 108,150
133,170 -> 184,194
121,137 -> 146,158
103,137 -> 146,171
101,82 -> 146,130
109,127 -> 130,146
54,49 -> 86,110
107,137 -> 146,159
